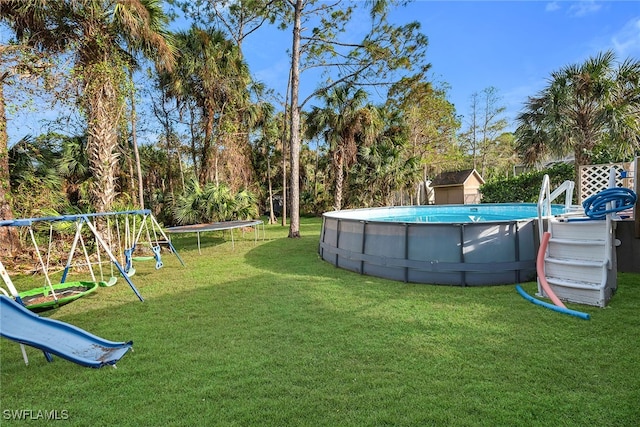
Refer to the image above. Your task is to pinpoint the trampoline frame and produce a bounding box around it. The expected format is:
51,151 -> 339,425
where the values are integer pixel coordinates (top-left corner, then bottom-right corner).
166,220 -> 265,253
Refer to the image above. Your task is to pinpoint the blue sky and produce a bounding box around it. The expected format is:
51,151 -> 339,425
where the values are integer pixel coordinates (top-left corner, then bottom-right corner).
3,0 -> 640,143
244,0 -> 640,131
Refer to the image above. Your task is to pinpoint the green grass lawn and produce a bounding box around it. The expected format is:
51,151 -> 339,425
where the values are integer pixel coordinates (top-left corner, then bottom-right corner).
1,217 -> 639,426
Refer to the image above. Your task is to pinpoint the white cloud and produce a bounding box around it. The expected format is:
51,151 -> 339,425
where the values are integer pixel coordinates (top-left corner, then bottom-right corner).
545,2 -> 561,12
568,1 -> 602,17
612,17 -> 640,57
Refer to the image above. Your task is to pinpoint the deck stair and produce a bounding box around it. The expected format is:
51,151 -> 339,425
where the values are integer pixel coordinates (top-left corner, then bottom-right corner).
538,218 -> 616,308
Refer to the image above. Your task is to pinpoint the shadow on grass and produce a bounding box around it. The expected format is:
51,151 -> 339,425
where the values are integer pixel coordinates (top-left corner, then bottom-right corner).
4,214 -> 639,424
2,256 -> 638,425
243,228 -> 344,278
242,228 -> 532,305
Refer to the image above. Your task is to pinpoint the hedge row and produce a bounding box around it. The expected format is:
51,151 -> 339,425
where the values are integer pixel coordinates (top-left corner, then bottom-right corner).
480,163 -> 575,203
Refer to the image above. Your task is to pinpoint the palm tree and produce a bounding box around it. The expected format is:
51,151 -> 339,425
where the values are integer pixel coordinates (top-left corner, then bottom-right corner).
251,101 -> 279,224
305,85 -> 379,211
138,143 -> 169,217
1,0 -> 175,213
53,133 -> 92,209
0,63 -> 17,256
516,50 -> 640,173
163,26 -> 251,187
349,107 -> 421,207
174,179 -> 257,225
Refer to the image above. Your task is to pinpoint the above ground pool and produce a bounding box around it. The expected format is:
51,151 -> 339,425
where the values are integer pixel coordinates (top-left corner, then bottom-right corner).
318,203 -> 567,286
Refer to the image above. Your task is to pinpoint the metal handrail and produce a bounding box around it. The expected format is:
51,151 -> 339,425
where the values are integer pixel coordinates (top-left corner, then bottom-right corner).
537,175 -> 575,243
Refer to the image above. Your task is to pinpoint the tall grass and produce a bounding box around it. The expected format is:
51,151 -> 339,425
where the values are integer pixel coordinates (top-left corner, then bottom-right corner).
1,217 -> 639,426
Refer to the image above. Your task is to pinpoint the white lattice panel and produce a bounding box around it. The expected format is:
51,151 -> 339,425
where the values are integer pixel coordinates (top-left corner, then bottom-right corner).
579,160 -> 636,202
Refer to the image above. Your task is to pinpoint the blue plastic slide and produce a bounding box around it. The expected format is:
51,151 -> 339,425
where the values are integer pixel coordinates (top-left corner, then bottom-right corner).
0,296 -> 132,368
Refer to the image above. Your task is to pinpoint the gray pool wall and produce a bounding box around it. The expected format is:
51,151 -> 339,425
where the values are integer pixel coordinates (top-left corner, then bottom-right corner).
318,204 -> 545,286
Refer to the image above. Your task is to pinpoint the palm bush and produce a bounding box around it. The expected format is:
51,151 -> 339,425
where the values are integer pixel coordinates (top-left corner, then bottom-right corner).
9,135 -> 70,218
174,179 -> 258,225
233,189 -> 259,220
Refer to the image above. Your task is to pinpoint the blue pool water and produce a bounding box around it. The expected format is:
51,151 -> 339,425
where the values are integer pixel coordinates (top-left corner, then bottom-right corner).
326,203 -> 567,223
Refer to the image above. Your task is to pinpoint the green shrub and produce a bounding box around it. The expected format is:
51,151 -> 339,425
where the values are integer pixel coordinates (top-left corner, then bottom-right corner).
480,163 -> 575,203
173,179 -> 258,225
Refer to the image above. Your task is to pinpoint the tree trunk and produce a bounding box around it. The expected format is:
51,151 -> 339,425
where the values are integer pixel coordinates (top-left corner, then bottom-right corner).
281,73 -> 291,228
314,146 -> 319,198
214,150 -> 219,186
334,151 -> 344,211
267,154 -> 276,224
165,133 -> 175,201
287,0 -> 303,238
177,147 -> 185,192
0,77 -> 19,256
130,68 -> 145,209
281,131 -> 287,226
126,143 -> 136,201
86,65 -> 121,214
200,108 -> 216,185
188,103 -> 200,180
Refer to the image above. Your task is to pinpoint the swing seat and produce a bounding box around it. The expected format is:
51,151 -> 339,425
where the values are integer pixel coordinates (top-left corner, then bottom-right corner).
126,268 -> 136,278
19,281 -> 99,312
99,277 -> 118,287
132,256 -> 155,262
151,245 -> 163,270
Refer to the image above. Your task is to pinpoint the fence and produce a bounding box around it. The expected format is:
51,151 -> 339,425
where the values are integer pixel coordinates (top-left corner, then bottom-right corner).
578,158 -> 636,202
579,157 -> 638,236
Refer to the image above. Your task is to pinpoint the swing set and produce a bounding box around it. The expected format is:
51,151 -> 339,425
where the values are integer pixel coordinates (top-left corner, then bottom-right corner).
0,210 -> 184,311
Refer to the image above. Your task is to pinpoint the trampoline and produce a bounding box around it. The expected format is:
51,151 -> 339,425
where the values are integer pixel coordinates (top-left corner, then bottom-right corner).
166,220 -> 265,253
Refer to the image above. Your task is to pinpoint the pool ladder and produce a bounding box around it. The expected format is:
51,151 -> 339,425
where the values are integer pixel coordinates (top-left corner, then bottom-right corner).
539,218 -> 616,307
536,173 -> 617,307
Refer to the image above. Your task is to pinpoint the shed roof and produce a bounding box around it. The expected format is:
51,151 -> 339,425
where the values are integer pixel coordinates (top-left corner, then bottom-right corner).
431,169 -> 485,187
